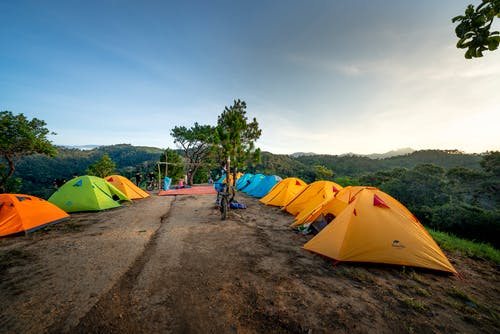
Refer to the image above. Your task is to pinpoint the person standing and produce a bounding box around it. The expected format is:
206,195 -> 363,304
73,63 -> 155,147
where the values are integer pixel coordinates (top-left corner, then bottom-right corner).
135,172 -> 142,186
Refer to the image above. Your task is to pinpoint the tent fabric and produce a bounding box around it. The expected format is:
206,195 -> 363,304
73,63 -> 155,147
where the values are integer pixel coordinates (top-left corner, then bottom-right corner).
48,175 -> 130,212
303,187 -> 457,274
291,186 -> 367,227
284,180 -> 343,216
241,174 -> 265,193
259,177 -> 307,207
105,175 -> 150,200
247,175 -> 282,198
215,172 -> 243,185
236,174 -> 254,190
0,194 -> 69,237
164,177 -> 172,190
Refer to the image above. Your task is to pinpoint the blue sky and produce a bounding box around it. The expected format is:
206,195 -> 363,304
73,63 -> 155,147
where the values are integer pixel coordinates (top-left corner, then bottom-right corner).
1,1 -> 499,155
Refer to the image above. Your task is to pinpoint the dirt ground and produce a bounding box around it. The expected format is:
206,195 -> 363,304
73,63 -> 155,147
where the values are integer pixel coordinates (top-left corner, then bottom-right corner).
0,189 -> 499,334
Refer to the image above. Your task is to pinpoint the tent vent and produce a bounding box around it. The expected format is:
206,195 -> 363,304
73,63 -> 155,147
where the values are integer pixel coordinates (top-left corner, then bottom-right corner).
373,194 -> 390,208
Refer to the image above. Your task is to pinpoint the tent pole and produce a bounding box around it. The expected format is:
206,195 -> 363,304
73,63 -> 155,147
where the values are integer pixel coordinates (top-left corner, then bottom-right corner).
157,162 -> 161,190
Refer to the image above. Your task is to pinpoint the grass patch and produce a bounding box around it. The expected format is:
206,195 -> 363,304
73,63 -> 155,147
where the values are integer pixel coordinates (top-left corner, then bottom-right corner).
428,229 -> 500,264
447,286 -> 477,305
397,280 -> 431,297
415,287 -> 431,297
403,297 -> 426,312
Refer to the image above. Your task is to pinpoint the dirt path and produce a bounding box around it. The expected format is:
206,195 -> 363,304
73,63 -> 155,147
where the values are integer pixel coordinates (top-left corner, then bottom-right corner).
1,192 -> 499,334
0,195 -> 173,334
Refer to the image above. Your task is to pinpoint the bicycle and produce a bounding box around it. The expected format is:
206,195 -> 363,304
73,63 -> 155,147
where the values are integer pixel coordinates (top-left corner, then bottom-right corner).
215,182 -> 234,220
146,178 -> 157,191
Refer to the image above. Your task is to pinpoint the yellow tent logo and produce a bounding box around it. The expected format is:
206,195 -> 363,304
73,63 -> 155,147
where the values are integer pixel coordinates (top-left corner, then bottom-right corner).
392,240 -> 406,249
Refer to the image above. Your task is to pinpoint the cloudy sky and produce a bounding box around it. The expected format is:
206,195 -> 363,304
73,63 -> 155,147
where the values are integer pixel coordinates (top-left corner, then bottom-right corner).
1,0 -> 499,155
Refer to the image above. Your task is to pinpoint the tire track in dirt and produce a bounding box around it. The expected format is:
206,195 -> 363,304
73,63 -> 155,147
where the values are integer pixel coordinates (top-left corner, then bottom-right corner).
66,197 -> 178,334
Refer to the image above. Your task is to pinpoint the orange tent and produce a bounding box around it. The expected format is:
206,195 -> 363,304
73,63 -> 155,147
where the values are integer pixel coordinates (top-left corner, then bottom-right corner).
283,180 -> 343,216
259,177 -> 307,207
291,186 -> 367,227
303,187 -> 457,274
105,175 -> 150,200
0,194 -> 70,237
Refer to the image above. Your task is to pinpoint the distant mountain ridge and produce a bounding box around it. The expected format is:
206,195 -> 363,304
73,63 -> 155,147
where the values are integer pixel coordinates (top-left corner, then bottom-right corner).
60,145 -> 102,150
291,148 -> 415,159
351,147 -> 415,159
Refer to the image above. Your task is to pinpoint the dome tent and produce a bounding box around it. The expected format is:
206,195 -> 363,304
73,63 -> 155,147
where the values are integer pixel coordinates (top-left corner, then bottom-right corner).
0,194 -> 69,237
48,175 -> 130,212
303,187 -> 457,274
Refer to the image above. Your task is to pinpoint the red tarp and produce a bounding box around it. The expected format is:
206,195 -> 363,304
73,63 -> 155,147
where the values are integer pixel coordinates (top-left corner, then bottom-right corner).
158,185 -> 217,196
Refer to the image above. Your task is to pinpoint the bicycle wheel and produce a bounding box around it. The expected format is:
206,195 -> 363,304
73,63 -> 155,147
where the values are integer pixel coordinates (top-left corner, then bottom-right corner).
146,181 -> 154,191
220,196 -> 228,220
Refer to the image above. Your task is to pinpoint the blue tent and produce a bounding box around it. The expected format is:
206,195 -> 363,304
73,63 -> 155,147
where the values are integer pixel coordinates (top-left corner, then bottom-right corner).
236,173 -> 254,190
242,174 -> 265,194
247,175 -> 282,198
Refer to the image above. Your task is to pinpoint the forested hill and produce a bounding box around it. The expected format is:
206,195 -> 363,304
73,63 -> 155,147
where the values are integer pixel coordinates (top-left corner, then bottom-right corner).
290,150 -> 482,177
16,146 -> 485,199
246,149 -> 483,180
14,144 -> 164,199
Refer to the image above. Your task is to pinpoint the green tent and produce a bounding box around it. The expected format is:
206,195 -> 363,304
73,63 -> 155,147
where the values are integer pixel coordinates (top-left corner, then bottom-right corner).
48,175 -> 130,212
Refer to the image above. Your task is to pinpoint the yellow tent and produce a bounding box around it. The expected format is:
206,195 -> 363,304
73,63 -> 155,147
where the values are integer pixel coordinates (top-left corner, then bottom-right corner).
220,172 -> 243,185
283,180 -> 343,216
105,175 -> 150,200
303,187 -> 457,274
259,177 -> 307,207
291,186 -> 367,227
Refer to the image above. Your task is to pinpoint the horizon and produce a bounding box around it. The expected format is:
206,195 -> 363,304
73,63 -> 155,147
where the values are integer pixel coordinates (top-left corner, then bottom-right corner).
57,143 -> 494,157
1,1 -> 499,155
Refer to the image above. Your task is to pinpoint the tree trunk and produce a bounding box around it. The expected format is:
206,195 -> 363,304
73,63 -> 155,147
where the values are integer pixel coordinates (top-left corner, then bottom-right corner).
189,163 -> 202,185
232,166 -> 238,186
0,154 -> 16,193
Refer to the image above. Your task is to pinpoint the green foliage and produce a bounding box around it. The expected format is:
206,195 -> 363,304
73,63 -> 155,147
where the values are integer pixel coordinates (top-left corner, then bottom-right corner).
403,298 -> 426,312
160,149 -> 184,183
333,176 -> 360,186
0,111 -> 56,192
247,151 -> 315,182
429,229 -> 500,264
296,150 -> 482,177
453,0 -> 500,58
381,164 -> 449,214
14,145 -> 163,198
313,165 -> 334,180
430,203 -> 499,248
86,154 -> 115,178
193,164 -> 210,184
215,99 -> 262,184
170,122 -> 215,185
480,151 -> 500,176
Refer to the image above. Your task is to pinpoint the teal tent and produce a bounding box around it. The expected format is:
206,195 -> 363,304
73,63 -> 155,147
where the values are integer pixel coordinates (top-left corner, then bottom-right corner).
247,175 -> 282,198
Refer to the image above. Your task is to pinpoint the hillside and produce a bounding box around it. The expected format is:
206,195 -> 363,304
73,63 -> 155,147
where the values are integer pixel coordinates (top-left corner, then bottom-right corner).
14,144 -> 164,199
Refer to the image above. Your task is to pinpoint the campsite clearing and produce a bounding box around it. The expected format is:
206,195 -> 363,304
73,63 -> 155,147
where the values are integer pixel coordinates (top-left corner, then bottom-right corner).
0,192 -> 498,333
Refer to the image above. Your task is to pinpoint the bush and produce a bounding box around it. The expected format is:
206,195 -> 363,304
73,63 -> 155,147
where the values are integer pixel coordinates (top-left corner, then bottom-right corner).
430,203 -> 500,248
